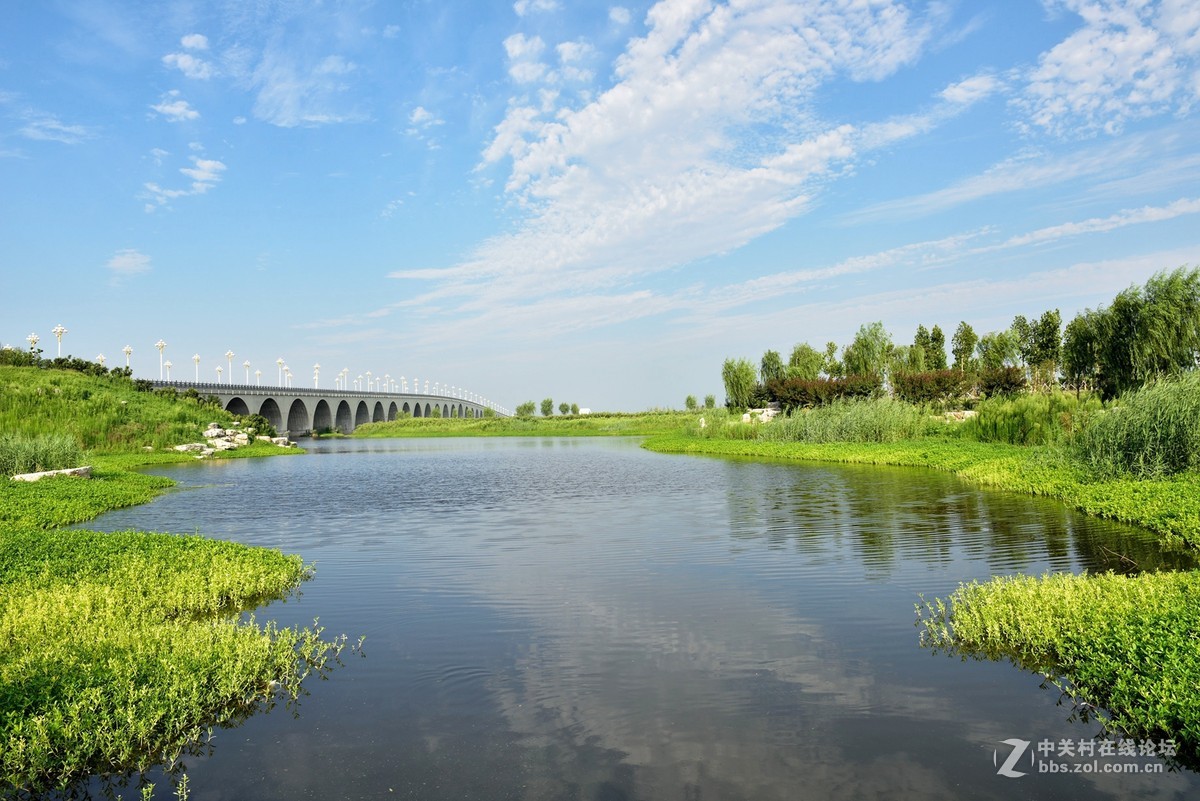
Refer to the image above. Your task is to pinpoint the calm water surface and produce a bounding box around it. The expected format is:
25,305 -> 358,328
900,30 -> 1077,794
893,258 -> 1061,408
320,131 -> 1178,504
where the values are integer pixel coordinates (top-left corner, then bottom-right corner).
84,437 -> 1198,800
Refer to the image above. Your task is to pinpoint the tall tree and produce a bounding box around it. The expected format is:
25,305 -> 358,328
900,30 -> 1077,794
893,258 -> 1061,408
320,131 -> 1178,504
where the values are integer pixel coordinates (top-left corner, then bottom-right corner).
976,330 -> 1018,371
540,397 -> 554,417
1062,312 -> 1099,395
760,350 -> 785,385
951,321 -> 978,372
928,325 -> 948,370
722,358 -> 758,410
822,341 -> 844,379
787,342 -> 823,380
843,322 -> 893,380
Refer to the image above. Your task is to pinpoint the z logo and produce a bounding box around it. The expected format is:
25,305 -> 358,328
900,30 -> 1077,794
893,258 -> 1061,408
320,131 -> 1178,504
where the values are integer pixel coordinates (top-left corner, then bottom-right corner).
994,738 -> 1032,778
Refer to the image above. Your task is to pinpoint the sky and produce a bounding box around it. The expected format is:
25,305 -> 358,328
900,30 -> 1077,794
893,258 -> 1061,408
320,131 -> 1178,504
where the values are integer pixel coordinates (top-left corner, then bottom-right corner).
2,0 -> 1200,412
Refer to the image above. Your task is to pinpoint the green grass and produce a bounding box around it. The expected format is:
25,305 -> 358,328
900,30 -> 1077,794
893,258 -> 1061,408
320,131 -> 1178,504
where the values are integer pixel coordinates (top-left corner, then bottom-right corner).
0,366 -> 339,796
0,433 -> 83,476
962,391 -> 1103,445
917,570 -> 1200,762
354,410 -> 702,438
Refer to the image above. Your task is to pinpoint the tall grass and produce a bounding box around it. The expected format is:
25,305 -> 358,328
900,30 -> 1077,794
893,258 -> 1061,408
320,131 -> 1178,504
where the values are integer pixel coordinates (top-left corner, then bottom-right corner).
0,433 -> 83,476
962,391 -> 1102,446
756,397 -> 939,444
1070,371 -> 1200,478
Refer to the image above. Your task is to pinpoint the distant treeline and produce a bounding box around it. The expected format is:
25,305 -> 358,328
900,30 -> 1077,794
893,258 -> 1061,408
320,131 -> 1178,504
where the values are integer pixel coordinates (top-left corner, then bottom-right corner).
722,266 -> 1200,410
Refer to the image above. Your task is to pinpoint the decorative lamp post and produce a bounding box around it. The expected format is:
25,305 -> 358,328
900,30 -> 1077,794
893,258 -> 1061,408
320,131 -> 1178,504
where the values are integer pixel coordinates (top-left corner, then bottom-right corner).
413,377 -> 418,394
424,380 -> 429,394
365,371 -> 372,393
284,367 -> 292,387
356,374 -> 363,391
96,353 -> 106,367
277,358 -> 285,386
26,333 -> 39,351
155,339 -> 166,379
243,360 -> 251,383
385,374 -> 390,393
313,363 -> 320,388
123,345 -> 132,367
193,353 -> 201,381
216,365 -> 223,382
400,376 -> 406,392
52,324 -> 67,357
164,360 -> 172,379
255,369 -> 262,385
225,350 -> 235,384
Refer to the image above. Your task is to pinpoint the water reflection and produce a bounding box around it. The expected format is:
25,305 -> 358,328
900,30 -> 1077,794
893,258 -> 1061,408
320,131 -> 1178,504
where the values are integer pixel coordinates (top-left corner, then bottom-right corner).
76,438 -> 1197,800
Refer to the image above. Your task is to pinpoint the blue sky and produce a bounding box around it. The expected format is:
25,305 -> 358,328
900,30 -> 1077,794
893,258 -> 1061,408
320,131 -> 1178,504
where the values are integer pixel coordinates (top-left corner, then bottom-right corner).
3,0 -> 1199,411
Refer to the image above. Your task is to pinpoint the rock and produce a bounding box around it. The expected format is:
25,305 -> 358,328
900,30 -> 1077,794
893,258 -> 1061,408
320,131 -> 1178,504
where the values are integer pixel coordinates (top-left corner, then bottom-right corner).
256,435 -> 274,442
205,427 -> 228,439
11,466 -> 92,482
174,443 -> 206,453
270,437 -> 294,447
208,439 -> 238,451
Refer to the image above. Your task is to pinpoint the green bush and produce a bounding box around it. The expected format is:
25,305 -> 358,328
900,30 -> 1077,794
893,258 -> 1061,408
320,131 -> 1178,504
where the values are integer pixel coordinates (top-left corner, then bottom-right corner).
963,391 -> 1102,446
977,366 -> 1027,397
1070,371 -> 1200,478
759,397 -> 936,444
890,369 -> 970,405
0,433 -> 84,476
766,374 -> 881,410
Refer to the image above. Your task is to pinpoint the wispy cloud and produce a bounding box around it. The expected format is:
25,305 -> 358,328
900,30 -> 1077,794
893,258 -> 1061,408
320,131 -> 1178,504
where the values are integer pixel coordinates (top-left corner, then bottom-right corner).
105,248 -> 151,282
143,154 -> 226,209
1000,196 -> 1200,247
18,110 -> 93,144
150,90 -> 199,121
514,0 -> 560,16
251,48 -> 367,127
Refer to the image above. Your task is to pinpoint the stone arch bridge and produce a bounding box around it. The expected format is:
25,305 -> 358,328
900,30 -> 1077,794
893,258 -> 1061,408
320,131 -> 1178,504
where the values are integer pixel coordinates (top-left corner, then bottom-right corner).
151,381 -> 501,436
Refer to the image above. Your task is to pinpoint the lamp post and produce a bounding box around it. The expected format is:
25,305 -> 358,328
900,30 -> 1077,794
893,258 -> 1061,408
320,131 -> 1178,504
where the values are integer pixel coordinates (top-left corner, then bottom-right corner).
277,358 -> 285,386
365,371 -> 372,393
155,339 -> 166,379
385,374 -> 390,394
26,333 -> 39,351
243,360 -> 250,383
193,353 -> 200,381
216,365 -> 223,383
356,374 -> 363,391
164,360 -> 172,379
313,363 -> 320,388
284,367 -> 292,387
255,369 -> 262,386
52,324 -> 67,357
96,353 -> 106,367
123,345 -> 132,367
225,351 -> 234,384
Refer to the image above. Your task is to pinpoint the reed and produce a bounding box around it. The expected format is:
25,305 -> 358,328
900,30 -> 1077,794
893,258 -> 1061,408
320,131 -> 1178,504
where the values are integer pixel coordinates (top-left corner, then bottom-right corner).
0,433 -> 83,476
962,391 -> 1102,446
756,397 -> 938,444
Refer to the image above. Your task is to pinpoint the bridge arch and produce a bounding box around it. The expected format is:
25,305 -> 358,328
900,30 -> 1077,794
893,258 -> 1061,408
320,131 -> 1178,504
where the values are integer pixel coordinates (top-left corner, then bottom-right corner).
226,397 -> 250,416
313,399 -> 332,433
287,399 -> 310,435
355,401 -> 371,427
258,398 -> 282,432
335,400 -> 353,434
402,401 -> 411,416
424,402 -> 431,418
413,402 -> 423,418
388,401 -> 398,421
372,401 -> 385,423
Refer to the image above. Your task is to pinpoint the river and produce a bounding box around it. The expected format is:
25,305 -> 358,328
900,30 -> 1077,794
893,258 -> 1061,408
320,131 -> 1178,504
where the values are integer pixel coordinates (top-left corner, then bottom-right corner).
82,437 -> 1198,800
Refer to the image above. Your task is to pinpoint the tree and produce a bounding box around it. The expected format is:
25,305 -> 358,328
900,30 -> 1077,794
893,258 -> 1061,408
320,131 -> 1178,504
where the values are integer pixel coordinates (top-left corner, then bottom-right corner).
821,341 -> 844,379
913,325 -> 932,369
842,322 -> 892,381
888,344 -> 924,377
1062,312 -> 1099,395
516,401 -> 536,417
559,402 -> 570,415
928,325 -> 948,370
1012,310 -> 1062,388
684,394 -> 698,411
721,358 -> 758,410
760,350 -> 785,385
951,322 -> 978,373
570,403 -> 579,415
704,394 -> 715,409
786,343 -> 823,381
976,330 -> 1018,371
540,398 -> 554,417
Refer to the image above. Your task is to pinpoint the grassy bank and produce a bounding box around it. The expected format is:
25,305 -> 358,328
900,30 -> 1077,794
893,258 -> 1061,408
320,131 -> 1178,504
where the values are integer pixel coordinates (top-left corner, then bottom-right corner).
0,366 -> 340,796
354,410 -> 702,438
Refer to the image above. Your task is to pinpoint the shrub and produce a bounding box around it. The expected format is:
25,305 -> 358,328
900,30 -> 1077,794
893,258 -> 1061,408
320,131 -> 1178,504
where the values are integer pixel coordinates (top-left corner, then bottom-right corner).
766,374 -> 881,411
962,391 -> 1102,446
890,369 -> 970,405
977,367 -> 1026,397
1070,371 -> 1200,478
759,397 -> 935,443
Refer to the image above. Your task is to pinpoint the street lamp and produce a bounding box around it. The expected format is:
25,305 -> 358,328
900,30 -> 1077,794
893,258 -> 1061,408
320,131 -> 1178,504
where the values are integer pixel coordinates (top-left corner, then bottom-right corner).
26,333 -> 39,351
356,374 -> 363,391
52,324 -> 67,357
123,345 -> 132,367
225,350 -> 235,384
243,360 -> 251,383
313,363 -> 320,388
255,369 -> 262,385
96,353 -> 106,367
277,358 -> 285,386
193,353 -> 201,381
155,339 -> 166,380
385,374 -> 390,393
365,371 -> 372,393
164,360 -> 172,379
216,365 -> 223,383
284,366 -> 292,387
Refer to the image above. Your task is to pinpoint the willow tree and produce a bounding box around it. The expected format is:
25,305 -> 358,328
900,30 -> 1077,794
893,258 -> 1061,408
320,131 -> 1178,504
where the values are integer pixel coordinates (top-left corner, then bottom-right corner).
722,358 -> 758,410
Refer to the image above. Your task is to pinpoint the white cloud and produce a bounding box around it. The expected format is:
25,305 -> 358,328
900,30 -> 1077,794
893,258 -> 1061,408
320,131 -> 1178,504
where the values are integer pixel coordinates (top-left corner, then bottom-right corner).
1001,196 -> 1200,246
251,48 -> 366,127
151,90 -> 199,121
163,51 -> 214,79
18,111 -> 92,144
504,32 -> 545,60
105,248 -> 152,279
143,154 -> 226,208
514,0 -> 560,16
180,33 -> 209,50
609,6 -> 632,25
383,25 -> 401,39
149,147 -> 169,165
379,199 -> 404,219
1016,0 -> 1200,136
939,74 -> 1001,105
